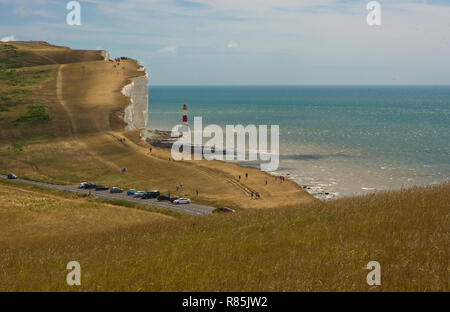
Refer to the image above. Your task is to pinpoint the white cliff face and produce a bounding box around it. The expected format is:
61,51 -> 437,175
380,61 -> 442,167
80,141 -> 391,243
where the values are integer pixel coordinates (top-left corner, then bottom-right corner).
100,50 -> 110,61
121,71 -> 149,134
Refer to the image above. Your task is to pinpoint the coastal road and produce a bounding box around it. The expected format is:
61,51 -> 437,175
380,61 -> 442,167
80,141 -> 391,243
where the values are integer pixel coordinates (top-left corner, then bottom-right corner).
0,174 -> 215,216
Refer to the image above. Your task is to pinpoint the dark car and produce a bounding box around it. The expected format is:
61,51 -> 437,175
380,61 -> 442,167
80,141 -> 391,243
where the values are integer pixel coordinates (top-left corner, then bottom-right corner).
157,194 -> 171,201
78,182 -> 97,189
110,187 -> 123,194
142,191 -> 160,199
95,185 -> 109,191
7,173 -> 17,179
170,196 -> 179,203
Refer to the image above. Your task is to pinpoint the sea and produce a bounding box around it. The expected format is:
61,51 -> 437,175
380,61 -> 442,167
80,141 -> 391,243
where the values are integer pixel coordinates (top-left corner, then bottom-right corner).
147,86 -> 450,199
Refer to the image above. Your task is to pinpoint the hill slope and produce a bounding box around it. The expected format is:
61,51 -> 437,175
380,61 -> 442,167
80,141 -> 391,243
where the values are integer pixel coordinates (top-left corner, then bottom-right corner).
0,41 -> 314,209
1,180 -> 448,291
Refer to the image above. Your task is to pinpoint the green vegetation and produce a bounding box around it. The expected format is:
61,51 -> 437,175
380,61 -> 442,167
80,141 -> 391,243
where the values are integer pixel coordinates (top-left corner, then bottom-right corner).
0,68 -> 52,87
14,103 -> 50,125
0,44 -> 27,69
0,88 -> 30,112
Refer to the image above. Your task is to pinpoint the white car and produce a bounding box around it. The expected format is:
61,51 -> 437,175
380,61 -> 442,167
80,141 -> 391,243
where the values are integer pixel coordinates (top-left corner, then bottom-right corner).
78,182 -> 87,189
134,191 -> 146,198
173,197 -> 191,204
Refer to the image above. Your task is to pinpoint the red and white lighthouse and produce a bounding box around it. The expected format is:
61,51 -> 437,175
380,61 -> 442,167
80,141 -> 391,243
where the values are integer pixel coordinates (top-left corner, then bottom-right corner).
182,104 -> 188,126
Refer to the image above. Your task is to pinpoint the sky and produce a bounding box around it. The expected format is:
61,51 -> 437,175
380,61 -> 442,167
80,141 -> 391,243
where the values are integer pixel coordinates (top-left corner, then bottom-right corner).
0,0 -> 450,85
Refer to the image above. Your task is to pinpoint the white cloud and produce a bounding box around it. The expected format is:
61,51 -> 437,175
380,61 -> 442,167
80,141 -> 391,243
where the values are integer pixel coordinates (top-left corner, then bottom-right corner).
227,40 -> 238,49
157,45 -> 177,53
1,35 -> 16,42
13,5 -> 58,18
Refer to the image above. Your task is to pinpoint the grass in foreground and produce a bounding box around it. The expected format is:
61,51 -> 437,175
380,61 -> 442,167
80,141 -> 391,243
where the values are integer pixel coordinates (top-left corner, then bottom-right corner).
0,183 -> 448,291
0,180 -> 175,243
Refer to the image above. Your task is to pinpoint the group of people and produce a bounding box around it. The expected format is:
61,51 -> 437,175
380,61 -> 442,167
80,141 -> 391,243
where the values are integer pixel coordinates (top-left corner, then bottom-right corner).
109,57 -> 126,70
250,191 -> 261,200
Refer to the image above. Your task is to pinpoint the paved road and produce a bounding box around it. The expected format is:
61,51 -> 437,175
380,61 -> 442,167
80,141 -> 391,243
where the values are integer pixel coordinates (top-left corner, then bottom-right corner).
0,174 -> 215,216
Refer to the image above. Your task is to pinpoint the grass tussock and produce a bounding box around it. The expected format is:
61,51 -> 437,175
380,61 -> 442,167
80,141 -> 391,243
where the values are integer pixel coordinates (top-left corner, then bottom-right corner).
0,183 -> 448,292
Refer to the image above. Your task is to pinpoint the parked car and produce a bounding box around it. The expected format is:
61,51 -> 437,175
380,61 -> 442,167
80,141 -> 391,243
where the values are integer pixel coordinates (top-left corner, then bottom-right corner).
7,173 -> 17,179
127,189 -> 137,196
95,185 -> 109,191
223,207 -> 236,213
79,182 -> 96,189
134,191 -> 146,198
142,191 -> 160,199
157,194 -> 171,201
170,196 -> 179,203
110,187 -> 123,194
172,197 -> 191,204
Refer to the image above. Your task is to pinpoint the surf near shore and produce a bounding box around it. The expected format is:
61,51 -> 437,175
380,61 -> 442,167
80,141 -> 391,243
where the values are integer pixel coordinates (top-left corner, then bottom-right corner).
144,128 -> 335,201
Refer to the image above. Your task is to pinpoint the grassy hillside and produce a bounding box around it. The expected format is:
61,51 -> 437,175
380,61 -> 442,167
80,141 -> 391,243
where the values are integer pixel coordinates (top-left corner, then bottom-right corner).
1,181 -> 448,291
0,41 -> 313,210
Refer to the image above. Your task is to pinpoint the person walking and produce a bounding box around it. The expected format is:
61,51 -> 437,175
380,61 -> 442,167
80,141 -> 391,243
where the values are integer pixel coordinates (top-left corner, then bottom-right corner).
176,185 -> 179,192
238,175 -> 241,181
265,178 -> 268,185
196,189 -> 199,199
245,172 -> 248,180
251,191 -> 254,199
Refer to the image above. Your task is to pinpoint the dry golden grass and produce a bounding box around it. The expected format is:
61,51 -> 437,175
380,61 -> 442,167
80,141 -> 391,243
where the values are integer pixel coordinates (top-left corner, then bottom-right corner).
0,183 -> 448,291
0,180 -> 174,243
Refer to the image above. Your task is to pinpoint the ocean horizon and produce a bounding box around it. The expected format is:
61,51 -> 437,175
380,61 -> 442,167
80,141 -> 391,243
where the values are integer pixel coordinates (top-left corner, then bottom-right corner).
147,85 -> 450,198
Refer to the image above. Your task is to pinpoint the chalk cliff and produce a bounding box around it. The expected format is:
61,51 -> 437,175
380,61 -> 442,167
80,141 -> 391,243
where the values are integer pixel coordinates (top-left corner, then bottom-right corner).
121,68 -> 149,134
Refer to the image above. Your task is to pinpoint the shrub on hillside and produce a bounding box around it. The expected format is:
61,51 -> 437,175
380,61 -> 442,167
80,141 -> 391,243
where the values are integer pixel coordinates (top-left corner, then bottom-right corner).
15,103 -> 50,125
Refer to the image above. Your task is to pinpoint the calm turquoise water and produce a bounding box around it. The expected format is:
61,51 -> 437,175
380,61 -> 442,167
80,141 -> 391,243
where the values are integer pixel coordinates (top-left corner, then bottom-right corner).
148,86 -> 450,198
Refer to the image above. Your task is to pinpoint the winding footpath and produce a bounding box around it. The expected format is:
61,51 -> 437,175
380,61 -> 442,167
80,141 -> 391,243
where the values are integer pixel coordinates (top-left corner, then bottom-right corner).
0,174 -> 215,216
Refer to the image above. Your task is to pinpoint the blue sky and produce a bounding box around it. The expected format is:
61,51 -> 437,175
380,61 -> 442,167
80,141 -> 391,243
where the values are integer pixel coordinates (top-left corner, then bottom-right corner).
1,0 -> 449,85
